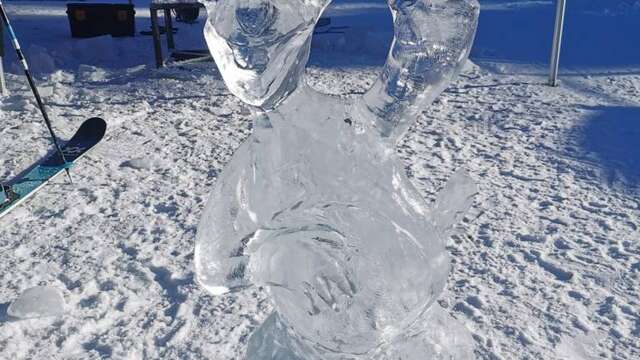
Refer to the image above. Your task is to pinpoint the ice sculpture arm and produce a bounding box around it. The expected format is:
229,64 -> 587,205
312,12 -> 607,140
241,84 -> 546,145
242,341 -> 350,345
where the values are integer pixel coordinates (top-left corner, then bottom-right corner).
195,142 -> 259,295
360,0 -> 479,140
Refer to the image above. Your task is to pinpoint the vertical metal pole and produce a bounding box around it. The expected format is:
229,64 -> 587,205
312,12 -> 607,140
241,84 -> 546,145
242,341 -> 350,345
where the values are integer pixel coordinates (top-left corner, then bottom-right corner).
549,0 -> 566,87
0,53 -> 6,96
0,19 -> 7,95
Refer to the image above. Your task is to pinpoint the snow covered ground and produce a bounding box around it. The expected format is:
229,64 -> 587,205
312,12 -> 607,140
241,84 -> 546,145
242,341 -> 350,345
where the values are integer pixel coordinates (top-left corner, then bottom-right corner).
0,1 -> 639,359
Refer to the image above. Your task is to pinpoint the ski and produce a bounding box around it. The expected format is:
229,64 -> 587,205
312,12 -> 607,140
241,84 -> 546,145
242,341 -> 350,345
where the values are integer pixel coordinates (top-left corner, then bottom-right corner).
0,117 -> 107,219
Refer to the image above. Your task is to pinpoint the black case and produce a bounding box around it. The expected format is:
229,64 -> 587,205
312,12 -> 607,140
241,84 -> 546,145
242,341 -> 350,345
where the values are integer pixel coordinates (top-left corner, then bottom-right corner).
66,3 -> 135,38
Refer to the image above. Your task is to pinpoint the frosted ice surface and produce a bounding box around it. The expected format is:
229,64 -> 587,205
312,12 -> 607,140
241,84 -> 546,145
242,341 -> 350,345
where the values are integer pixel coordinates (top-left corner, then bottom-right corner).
197,0 -> 480,358
7,286 -> 65,320
202,0 -> 331,108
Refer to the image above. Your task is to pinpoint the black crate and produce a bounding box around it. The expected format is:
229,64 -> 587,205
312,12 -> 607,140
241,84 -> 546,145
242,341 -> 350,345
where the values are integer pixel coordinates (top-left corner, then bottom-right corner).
66,3 -> 135,38
175,6 -> 200,23
110,4 -> 136,37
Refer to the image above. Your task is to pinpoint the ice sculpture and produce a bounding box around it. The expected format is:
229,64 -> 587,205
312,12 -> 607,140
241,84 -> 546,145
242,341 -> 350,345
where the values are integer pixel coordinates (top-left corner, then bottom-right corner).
196,0 -> 480,358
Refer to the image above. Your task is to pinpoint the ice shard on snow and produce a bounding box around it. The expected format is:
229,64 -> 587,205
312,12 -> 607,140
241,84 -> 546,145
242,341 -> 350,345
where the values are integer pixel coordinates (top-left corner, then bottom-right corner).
195,0 -> 480,358
8,286 -> 65,320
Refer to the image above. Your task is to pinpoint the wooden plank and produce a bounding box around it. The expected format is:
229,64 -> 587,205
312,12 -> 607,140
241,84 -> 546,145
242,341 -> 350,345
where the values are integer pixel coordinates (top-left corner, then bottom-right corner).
150,8 -> 163,68
164,8 -> 175,50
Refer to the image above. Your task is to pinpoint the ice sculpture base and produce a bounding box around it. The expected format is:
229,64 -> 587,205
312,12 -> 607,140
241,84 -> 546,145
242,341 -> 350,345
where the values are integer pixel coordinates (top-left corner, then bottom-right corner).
247,305 -> 474,360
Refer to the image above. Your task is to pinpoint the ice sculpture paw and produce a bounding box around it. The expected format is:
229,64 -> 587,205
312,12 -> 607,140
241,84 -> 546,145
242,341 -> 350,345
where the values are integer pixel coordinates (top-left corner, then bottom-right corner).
196,0 -> 479,358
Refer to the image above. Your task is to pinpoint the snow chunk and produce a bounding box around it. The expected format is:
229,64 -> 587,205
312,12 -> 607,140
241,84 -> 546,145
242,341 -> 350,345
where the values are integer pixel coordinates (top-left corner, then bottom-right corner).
120,158 -> 154,171
27,45 -> 56,76
77,65 -> 108,82
8,286 -> 65,320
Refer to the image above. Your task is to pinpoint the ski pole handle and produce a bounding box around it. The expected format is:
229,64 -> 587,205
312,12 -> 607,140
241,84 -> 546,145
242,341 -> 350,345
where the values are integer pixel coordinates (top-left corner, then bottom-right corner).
0,1 -> 30,72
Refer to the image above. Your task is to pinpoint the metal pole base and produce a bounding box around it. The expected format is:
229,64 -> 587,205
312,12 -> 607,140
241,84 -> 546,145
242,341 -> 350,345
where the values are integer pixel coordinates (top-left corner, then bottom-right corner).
0,57 -> 7,95
549,0 -> 567,87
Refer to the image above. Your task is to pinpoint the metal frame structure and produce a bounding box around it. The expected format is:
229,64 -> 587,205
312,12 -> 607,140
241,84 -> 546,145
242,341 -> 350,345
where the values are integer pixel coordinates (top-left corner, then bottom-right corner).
549,0 -> 567,87
150,2 -> 207,68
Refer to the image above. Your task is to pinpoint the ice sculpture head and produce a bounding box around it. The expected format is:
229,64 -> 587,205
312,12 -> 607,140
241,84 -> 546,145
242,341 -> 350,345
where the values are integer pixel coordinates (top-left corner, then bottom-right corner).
203,0 -> 330,108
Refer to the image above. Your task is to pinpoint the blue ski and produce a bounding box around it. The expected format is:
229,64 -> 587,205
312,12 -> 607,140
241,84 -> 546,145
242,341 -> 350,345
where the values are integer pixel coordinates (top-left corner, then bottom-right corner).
0,117 -> 107,219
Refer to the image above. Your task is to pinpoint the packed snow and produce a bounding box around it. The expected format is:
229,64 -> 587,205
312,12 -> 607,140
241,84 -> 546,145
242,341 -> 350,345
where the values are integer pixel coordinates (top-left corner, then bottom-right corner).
0,1 -> 639,359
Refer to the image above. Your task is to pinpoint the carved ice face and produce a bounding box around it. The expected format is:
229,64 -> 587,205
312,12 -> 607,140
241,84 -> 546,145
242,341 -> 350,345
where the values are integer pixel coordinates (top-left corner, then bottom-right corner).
203,0 -> 331,108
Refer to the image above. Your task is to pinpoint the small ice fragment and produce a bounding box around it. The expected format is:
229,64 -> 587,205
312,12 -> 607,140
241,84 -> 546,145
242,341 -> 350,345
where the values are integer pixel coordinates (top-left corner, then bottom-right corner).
38,85 -> 54,98
7,286 -> 65,319
120,158 -> 154,171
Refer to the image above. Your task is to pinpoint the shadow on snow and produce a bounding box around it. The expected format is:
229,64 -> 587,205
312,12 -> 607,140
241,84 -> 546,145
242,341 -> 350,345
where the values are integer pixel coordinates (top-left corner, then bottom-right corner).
472,3 -> 640,73
576,106 -> 640,188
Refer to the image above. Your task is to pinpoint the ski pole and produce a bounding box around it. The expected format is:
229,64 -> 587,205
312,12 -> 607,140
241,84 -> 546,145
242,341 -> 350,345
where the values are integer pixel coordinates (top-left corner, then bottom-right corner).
0,1 -> 73,183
